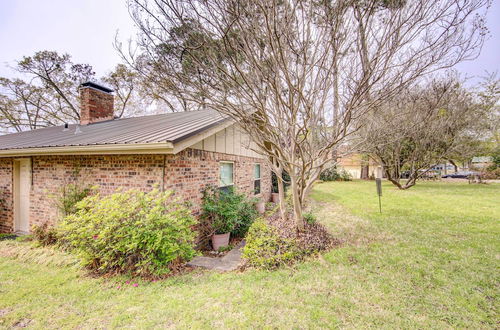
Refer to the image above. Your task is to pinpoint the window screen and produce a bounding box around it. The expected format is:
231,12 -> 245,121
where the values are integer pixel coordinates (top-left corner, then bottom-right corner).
220,162 -> 234,188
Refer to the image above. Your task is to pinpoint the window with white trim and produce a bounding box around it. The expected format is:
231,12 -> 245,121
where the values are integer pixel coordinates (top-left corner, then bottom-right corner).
254,164 -> 261,194
219,162 -> 234,193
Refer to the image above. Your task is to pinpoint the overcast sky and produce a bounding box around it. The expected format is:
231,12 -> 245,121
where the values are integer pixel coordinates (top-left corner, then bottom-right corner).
0,0 -> 498,80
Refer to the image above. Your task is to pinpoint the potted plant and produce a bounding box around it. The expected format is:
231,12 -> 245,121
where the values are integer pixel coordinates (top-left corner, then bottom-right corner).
255,199 -> 266,214
271,191 -> 279,204
211,216 -> 235,250
201,186 -> 238,251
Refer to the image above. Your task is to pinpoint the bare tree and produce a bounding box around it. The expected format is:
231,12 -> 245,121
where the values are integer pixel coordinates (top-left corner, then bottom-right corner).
101,64 -> 151,118
360,74 -> 485,189
18,50 -> 95,121
0,51 -> 148,133
126,0 -> 488,230
0,78 -> 66,132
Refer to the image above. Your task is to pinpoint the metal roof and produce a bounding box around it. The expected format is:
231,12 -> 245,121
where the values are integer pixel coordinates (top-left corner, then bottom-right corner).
0,110 -> 228,151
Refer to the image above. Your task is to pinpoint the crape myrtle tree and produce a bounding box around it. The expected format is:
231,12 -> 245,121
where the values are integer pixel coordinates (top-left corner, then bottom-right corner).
443,74 -> 499,170
125,0 -> 489,230
0,51 -> 142,132
360,74 -> 486,189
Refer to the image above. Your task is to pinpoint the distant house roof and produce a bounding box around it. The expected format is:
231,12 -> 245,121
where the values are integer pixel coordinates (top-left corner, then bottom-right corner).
0,110 -> 230,156
471,156 -> 493,163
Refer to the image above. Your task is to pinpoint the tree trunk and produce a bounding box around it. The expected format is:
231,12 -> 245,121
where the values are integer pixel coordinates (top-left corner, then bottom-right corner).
360,154 -> 370,179
448,159 -> 459,172
290,176 -> 304,232
361,164 -> 369,179
384,167 -> 404,189
401,175 -> 418,189
276,169 -> 287,221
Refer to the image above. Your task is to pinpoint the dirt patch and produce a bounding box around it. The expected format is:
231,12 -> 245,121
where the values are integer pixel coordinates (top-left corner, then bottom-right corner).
0,309 -> 11,317
12,318 -> 32,328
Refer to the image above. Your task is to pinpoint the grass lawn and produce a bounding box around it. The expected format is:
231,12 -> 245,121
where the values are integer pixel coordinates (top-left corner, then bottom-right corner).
0,181 -> 499,328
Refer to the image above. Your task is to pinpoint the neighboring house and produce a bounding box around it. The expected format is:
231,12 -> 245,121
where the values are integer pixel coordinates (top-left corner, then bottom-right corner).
337,153 -> 382,179
0,82 -> 271,234
471,156 -> 494,170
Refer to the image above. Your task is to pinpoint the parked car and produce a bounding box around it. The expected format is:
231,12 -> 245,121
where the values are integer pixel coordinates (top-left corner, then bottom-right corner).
442,171 -> 480,179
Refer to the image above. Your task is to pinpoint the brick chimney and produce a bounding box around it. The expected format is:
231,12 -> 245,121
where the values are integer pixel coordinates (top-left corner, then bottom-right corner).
79,82 -> 114,125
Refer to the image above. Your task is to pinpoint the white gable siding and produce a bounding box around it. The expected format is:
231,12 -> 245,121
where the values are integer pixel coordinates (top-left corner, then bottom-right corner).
190,124 -> 263,158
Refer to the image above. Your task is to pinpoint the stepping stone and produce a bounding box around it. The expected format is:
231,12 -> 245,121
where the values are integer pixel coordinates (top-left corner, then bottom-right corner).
187,240 -> 245,271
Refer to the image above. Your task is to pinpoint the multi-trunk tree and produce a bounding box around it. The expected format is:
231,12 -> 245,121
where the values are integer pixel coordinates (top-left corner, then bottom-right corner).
125,0 -> 488,230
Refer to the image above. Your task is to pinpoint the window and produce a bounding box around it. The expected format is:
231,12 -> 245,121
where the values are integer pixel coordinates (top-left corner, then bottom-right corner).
254,164 -> 261,195
219,162 -> 234,193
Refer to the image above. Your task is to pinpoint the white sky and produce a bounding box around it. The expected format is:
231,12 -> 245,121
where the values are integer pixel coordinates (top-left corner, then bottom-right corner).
0,0 -> 498,80
0,0 -> 136,78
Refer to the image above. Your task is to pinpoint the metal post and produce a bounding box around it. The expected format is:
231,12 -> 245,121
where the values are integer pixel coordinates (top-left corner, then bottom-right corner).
376,178 -> 382,213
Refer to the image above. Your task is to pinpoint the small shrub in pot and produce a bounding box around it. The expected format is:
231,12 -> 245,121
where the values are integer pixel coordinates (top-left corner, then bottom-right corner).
201,186 -> 258,250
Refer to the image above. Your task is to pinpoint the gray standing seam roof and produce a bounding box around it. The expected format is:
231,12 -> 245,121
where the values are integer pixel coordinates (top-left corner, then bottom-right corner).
0,110 -> 228,151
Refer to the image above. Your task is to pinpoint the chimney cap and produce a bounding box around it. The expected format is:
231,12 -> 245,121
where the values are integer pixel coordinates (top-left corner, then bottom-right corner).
79,81 -> 113,94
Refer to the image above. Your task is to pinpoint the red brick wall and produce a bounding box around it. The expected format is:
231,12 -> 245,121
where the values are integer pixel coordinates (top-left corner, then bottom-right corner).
0,158 -> 13,232
0,149 -> 271,232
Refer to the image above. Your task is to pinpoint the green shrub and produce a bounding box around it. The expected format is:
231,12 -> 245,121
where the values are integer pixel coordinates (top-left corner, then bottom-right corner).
481,167 -> 500,179
32,222 -> 58,246
201,186 -> 258,237
57,189 -> 198,277
320,166 -> 340,181
340,169 -> 353,181
0,233 -> 17,241
320,166 -> 352,181
54,183 -> 94,216
303,212 -> 317,224
243,219 -> 302,269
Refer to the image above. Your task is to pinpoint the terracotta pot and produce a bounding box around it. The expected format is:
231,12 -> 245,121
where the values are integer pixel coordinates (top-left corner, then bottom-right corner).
256,201 -> 266,214
212,232 -> 230,251
271,193 -> 279,204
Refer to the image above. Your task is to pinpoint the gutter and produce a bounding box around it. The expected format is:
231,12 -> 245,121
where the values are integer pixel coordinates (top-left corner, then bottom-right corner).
0,142 -> 174,157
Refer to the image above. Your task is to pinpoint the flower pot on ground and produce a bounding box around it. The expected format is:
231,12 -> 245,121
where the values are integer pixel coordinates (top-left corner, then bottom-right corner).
212,232 -> 230,251
201,186 -> 259,250
271,193 -> 279,204
256,201 -> 266,214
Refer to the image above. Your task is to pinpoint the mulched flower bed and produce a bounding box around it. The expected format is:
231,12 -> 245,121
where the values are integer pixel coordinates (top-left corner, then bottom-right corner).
267,211 -> 342,253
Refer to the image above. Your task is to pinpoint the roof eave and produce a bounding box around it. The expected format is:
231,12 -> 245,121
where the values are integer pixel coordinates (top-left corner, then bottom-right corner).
0,142 -> 174,157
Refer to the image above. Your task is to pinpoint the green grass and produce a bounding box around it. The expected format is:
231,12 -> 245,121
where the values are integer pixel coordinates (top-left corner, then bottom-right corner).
1,181 -> 499,328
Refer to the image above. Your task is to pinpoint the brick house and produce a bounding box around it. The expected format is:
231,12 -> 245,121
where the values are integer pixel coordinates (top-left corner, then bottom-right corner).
0,82 -> 271,234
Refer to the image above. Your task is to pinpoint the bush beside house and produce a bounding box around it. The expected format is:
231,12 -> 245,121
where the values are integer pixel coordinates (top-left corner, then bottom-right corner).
57,189 -> 198,277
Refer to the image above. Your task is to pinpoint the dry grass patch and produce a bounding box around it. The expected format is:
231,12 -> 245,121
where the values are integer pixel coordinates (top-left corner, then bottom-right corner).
310,192 -> 392,246
0,240 -> 78,268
